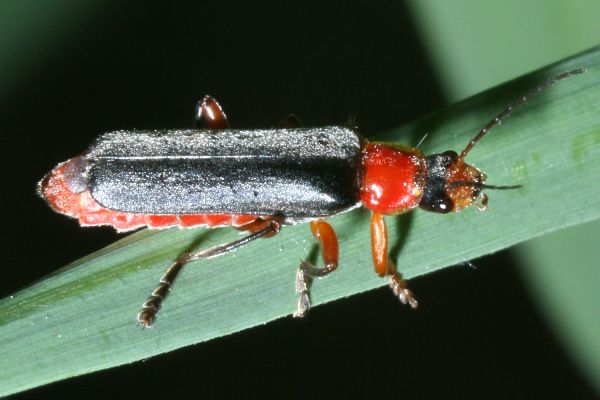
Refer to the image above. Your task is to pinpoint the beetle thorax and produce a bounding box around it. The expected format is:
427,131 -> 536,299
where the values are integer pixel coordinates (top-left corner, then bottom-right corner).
360,143 -> 427,215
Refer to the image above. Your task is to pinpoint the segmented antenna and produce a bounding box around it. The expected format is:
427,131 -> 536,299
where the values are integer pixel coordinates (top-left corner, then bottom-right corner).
449,181 -> 522,190
459,68 -> 586,160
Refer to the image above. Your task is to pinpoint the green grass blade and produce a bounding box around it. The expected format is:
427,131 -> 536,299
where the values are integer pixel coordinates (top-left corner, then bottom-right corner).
1,47 -> 599,396
519,220 -> 600,391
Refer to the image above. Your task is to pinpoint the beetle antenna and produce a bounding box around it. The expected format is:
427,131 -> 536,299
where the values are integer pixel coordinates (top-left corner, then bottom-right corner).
450,181 -> 522,190
459,68 -> 586,161
481,183 -> 523,190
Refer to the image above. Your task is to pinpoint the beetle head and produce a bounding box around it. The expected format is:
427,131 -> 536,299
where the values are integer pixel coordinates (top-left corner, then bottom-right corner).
418,150 -> 487,213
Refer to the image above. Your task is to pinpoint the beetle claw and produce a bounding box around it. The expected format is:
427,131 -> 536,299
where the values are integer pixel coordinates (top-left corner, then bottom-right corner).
294,293 -> 311,318
294,267 -> 311,318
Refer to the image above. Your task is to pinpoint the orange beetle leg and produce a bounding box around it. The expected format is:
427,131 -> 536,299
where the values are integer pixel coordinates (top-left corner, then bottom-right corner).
237,216 -> 283,237
370,212 -> 418,309
277,114 -> 303,128
195,95 -> 229,129
294,220 -> 339,318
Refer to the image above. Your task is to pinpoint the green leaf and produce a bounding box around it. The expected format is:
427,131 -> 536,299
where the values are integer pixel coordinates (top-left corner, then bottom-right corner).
519,220 -> 600,391
1,47 -> 599,396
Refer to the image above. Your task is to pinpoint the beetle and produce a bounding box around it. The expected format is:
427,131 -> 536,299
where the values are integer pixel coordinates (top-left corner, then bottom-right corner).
38,69 -> 584,327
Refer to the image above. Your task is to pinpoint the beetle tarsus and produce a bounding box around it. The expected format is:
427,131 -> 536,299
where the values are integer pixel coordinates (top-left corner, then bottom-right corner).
293,266 -> 311,318
137,257 -> 185,327
292,220 -> 340,318
370,213 -> 418,309
137,220 -> 280,327
293,260 -> 338,318
138,305 -> 159,328
389,273 -> 418,309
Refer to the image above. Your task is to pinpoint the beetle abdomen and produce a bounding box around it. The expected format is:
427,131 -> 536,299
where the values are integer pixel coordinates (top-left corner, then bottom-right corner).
38,157 -> 260,231
87,127 -> 363,218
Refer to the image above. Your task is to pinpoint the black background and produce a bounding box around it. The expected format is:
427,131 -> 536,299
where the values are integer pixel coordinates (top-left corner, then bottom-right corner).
3,1 -> 595,398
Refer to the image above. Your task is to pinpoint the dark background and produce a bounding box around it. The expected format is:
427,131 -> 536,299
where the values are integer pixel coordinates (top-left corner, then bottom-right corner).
3,1 -> 595,398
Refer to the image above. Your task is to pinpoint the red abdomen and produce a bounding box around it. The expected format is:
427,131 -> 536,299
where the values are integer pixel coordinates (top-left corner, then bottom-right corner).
39,158 -> 258,232
360,143 -> 427,215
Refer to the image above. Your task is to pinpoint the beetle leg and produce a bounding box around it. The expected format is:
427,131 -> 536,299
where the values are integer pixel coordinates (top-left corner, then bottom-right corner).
137,218 -> 281,328
370,212 -> 418,308
236,216 -> 282,237
294,220 -> 339,318
345,113 -> 358,131
195,95 -> 229,129
277,114 -> 303,128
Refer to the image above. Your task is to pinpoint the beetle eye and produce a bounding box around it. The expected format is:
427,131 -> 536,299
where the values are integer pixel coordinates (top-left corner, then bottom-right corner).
420,196 -> 453,214
430,198 -> 452,214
